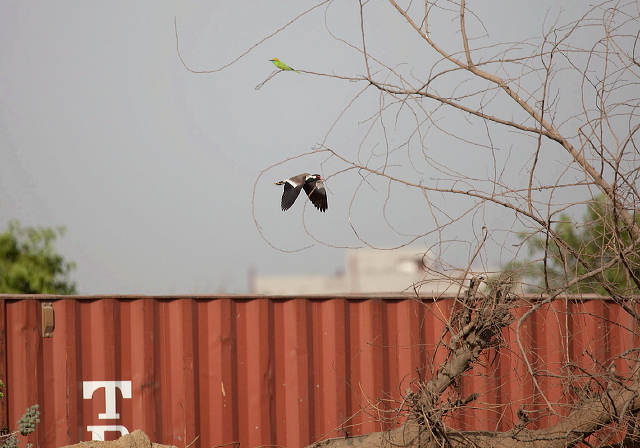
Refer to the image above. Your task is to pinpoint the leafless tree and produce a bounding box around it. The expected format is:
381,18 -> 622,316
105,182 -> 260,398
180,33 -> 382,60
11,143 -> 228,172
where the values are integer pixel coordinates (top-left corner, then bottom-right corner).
179,1 -> 640,447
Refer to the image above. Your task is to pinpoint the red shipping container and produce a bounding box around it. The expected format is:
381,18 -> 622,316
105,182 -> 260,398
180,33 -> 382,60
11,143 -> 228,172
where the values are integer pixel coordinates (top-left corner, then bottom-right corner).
0,294 -> 635,448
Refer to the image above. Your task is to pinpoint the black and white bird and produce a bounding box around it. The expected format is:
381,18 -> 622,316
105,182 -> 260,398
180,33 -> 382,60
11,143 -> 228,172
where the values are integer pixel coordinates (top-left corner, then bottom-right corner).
274,173 -> 328,212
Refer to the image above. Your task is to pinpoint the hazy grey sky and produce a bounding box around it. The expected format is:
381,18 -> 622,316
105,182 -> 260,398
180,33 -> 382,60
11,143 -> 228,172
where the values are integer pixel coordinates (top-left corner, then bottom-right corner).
0,1 -> 568,294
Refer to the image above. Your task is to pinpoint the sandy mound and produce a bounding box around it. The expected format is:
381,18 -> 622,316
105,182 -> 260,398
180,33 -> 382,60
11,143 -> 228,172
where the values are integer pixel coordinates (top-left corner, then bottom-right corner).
60,430 -> 177,448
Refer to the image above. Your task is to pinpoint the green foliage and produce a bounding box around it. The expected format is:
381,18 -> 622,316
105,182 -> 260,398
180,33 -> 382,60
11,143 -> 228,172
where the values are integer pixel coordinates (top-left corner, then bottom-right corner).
16,406 -> 40,438
510,195 -> 640,295
0,380 -> 40,448
1,405 -> 40,448
0,220 -> 76,294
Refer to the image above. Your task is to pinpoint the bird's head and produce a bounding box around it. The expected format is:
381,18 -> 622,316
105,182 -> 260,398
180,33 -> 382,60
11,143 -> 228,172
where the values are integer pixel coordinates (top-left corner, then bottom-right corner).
308,174 -> 323,182
269,58 -> 280,62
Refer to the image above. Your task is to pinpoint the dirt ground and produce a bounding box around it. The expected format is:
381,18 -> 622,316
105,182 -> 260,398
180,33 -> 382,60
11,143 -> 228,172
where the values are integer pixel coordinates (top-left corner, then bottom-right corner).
61,430 -> 177,448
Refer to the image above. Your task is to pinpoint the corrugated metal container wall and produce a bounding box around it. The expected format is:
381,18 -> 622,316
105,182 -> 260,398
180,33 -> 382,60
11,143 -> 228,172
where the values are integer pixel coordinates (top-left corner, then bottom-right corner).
0,295 -> 637,448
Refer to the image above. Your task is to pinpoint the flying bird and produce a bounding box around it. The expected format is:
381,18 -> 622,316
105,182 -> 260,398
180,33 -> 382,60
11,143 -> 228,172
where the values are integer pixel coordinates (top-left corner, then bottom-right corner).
269,58 -> 300,73
274,173 -> 328,212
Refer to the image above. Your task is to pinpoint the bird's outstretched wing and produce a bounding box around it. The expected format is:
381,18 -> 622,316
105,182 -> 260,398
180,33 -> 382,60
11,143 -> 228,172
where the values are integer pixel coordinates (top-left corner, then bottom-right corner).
303,180 -> 328,212
281,182 -> 303,211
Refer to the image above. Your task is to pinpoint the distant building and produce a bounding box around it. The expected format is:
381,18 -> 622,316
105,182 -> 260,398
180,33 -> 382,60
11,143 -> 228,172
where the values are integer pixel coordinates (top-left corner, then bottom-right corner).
250,248 -> 472,295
